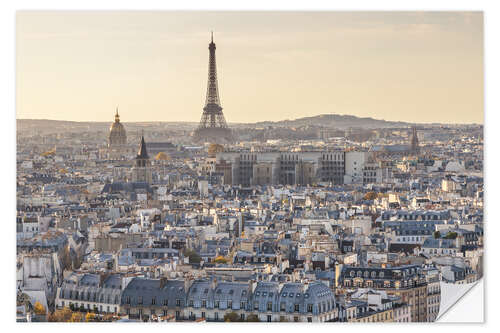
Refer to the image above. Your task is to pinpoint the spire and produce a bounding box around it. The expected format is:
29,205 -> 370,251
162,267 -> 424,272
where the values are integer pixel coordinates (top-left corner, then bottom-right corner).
115,106 -> 120,122
137,135 -> 149,159
211,30 -> 213,43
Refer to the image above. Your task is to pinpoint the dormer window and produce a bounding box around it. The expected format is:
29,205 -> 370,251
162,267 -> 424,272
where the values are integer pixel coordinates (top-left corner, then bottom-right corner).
282,292 -> 287,297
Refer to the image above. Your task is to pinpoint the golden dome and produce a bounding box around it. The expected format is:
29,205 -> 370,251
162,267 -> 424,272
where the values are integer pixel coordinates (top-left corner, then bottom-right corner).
155,152 -> 170,161
109,108 -> 127,146
208,143 -> 224,157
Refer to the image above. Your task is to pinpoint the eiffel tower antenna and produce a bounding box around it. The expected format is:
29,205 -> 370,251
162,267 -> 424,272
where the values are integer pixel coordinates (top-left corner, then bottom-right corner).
193,32 -> 233,144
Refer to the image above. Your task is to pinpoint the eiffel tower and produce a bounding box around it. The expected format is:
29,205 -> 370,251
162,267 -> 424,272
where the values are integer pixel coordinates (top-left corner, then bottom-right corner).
193,32 -> 233,143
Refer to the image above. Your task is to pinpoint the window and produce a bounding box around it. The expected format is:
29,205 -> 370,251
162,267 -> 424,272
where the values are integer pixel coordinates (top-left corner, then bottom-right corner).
267,302 -> 272,311
152,297 -> 156,305
280,302 -> 286,311
138,296 -> 143,305
267,315 -> 272,322
202,300 -> 207,308
214,312 -> 219,320
240,301 -> 246,309
176,299 -> 181,307
240,313 -> 245,321
294,304 -> 299,312
189,300 -> 193,307
126,296 -> 131,304
215,301 -> 220,308
307,304 -> 313,313
163,299 -> 168,306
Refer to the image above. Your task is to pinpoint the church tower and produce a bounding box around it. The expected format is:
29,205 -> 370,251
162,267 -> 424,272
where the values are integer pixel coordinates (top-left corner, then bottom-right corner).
131,135 -> 152,183
410,126 -> 420,155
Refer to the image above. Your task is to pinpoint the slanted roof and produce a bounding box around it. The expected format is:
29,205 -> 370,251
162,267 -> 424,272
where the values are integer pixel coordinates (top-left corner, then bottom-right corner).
136,136 -> 149,159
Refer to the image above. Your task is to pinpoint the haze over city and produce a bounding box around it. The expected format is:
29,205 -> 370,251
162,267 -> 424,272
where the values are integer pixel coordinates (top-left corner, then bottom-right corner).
16,11 -> 483,124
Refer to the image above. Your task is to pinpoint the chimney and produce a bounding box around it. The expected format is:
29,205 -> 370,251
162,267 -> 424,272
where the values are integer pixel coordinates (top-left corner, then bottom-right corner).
250,279 -> 257,292
160,277 -> 168,289
184,276 -> 194,291
211,277 -> 217,290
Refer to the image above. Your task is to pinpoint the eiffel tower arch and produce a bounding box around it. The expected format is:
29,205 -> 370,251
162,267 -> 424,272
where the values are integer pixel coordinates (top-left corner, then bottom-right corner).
193,33 -> 234,144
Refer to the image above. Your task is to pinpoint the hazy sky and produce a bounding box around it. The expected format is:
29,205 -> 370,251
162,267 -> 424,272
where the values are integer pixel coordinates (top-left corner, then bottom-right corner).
16,11 -> 483,124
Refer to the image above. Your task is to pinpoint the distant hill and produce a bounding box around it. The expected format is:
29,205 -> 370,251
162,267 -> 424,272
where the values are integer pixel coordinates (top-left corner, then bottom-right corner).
17,113 -> 447,134
241,114 -> 413,129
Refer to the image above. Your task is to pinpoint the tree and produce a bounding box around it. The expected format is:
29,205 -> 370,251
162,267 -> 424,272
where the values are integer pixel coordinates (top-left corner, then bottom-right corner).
70,312 -> 84,322
444,232 -> 458,239
48,307 -> 73,322
433,231 -> 441,239
33,301 -> 46,315
85,312 -> 97,322
214,256 -> 228,264
246,314 -> 260,322
224,312 -> 241,322
183,248 -> 201,264
363,191 -> 377,201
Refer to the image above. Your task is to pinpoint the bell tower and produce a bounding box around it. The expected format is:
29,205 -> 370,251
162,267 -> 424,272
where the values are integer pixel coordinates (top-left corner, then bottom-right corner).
131,134 -> 152,183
